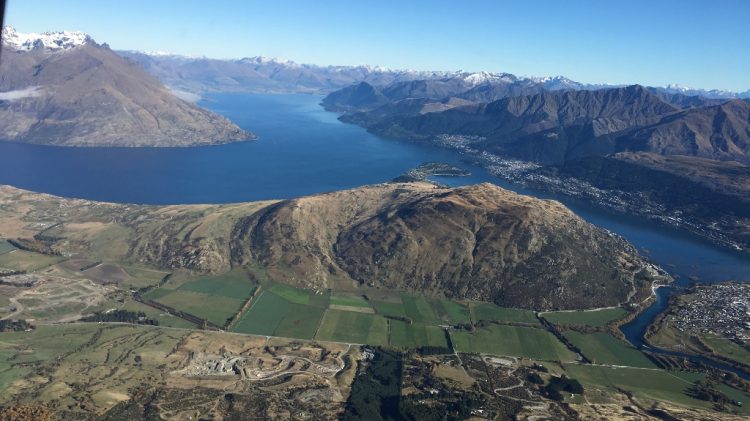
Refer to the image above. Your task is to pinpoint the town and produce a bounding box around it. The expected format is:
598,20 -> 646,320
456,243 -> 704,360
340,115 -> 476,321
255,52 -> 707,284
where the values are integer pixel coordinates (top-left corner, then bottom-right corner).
669,283 -> 750,340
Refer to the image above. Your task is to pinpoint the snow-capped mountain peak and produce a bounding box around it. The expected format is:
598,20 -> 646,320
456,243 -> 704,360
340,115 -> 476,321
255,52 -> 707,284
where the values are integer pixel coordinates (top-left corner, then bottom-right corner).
462,71 -> 515,86
240,56 -> 300,67
660,83 -> 750,99
1,26 -> 93,51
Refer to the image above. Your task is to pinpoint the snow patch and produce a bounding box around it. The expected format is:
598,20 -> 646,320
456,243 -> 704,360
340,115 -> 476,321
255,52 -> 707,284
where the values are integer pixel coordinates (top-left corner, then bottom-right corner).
0,86 -> 44,101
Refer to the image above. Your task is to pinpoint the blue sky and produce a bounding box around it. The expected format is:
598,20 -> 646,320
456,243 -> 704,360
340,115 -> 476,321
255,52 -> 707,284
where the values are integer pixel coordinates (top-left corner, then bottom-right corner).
5,0 -> 749,91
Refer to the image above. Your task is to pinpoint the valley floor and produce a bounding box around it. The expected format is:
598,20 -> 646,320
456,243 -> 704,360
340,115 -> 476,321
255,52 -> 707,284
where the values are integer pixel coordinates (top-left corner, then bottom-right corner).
0,242 -> 749,419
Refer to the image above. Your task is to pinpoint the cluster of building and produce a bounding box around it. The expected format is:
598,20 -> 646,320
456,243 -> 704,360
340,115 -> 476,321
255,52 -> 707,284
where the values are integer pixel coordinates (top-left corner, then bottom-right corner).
431,132 -> 745,253
671,283 -> 750,340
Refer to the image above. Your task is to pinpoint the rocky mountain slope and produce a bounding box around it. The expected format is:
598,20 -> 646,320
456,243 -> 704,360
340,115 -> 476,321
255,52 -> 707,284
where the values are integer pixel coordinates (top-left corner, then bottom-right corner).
321,76 -> 608,113
0,182 -> 657,310
329,84 -> 750,165
622,99 -> 750,162
0,27 -> 252,146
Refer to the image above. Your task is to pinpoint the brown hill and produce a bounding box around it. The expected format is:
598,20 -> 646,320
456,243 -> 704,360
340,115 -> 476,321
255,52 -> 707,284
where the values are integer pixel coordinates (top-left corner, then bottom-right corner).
333,84 -> 750,165
621,99 -> 750,163
361,85 -> 680,164
0,37 -> 252,146
0,182 -> 658,310
234,182 -> 655,310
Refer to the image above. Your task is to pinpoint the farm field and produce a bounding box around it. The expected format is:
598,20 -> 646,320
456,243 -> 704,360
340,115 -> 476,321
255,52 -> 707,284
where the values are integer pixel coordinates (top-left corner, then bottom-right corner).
140,269 -> 259,327
329,293 -> 375,313
0,250 -> 63,272
401,294 -> 440,324
470,302 -> 540,324
701,335 -> 750,367
261,282 -> 330,307
315,309 -> 388,346
177,268 -> 257,299
232,290 -> 324,339
143,288 -> 242,327
370,299 -> 408,319
563,364 -> 749,415
389,320 -> 448,349
564,332 -> 656,368
451,324 -> 576,361
431,299 -> 471,324
369,294 -> 470,325
119,300 -> 198,329
541,307 -> 628,327
119,265 -> 170,289
330,294 -> 370,308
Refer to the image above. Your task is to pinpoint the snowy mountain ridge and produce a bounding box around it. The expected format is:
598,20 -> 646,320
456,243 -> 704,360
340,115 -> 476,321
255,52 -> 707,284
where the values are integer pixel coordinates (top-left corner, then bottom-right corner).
1,26 -> 92,51
3,27 -> 747,98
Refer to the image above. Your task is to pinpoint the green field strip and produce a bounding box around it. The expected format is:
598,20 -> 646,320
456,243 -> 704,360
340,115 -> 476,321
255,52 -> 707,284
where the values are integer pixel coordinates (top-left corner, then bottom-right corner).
371,299 -> 408,319
564,332 -> 655,368
330,294 -> 371,308
389,320 -> 449,349
451,324 -> 576,361
541,307 -> 628,327
562,364 -> 726,411
315,309 -> 388,346
232,290 -> 289,336
177,269 -> 257,299
469,302 -> 540,324
430,299 -> 471,324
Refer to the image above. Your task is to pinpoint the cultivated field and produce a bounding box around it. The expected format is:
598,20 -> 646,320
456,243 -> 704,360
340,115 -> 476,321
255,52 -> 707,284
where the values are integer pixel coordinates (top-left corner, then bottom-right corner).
232,290 -> 325,339
369,294 -> 470,325
564,332 -> 656,368
469,302 -> 540,324
702,335 -> 750,367
389,320 -> 448,349
451,324 -> 577,361
142,269 -> 257,327
561,364 -> 750,415
316,309 -> 389,345
0,250 -> 63,272
541,307 -> 628,327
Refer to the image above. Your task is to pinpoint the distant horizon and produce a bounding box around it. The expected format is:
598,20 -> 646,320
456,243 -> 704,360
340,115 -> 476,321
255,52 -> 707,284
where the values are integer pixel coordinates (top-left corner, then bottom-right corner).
5,0 -> 750,92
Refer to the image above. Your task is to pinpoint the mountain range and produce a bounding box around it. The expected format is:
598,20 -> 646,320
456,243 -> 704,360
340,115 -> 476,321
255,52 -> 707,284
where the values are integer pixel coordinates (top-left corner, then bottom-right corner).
117,50 -> 750,99
323,78 -> 750,254
1,26 -> 747,148
117,50 -> 457,95
0,27 -> 252,147
326,83 -> 750,165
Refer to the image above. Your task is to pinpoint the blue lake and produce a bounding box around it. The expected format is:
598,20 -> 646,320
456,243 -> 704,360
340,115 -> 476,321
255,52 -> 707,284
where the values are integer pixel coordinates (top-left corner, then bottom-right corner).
1,92 -> 748,284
